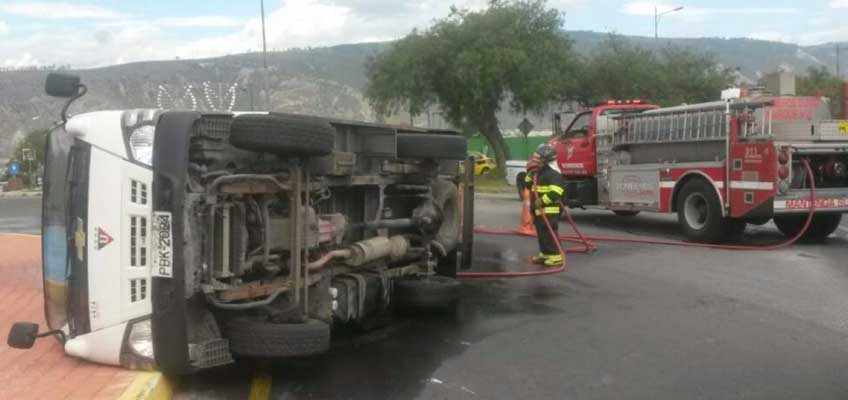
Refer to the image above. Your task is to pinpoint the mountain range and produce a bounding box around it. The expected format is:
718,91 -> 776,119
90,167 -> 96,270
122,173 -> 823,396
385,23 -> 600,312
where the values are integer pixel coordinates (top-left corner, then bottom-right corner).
0,31 -> 844,158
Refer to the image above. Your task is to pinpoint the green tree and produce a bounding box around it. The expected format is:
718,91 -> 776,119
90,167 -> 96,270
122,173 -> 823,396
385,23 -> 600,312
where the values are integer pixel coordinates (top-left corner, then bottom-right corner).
10,129 -> 49,183
366,0 -> 579,170
577,35 -> 733,107
796,66 -> 843,118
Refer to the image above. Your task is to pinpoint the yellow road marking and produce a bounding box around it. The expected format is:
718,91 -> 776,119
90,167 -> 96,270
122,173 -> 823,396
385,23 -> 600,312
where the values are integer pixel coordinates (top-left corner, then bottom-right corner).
117,372 -> 173,400
248,365 -> 272,400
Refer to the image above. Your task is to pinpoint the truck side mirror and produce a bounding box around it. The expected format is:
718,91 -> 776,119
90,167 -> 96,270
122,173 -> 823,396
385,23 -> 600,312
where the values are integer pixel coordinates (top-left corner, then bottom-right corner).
7,322 -> 39,349
45,73 -> 88,122
45,73 -> 82,98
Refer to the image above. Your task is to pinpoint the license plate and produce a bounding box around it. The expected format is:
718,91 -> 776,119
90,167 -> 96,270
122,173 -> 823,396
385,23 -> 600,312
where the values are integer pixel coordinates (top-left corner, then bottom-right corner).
838,121 -> 848,135
151,211 -> 173,278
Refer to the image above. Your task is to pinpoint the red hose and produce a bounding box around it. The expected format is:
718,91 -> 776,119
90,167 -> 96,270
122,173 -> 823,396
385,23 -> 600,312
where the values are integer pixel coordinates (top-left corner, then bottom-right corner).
459,160 -> 818,279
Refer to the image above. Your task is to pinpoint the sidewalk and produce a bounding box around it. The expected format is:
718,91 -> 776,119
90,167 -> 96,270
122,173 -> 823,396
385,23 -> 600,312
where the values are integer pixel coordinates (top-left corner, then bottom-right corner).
0,234 -> 168,399
0,190 -> 42,199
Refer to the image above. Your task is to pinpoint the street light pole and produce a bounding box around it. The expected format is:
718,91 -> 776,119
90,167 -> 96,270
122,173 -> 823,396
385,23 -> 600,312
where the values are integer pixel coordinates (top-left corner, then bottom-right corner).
260,0 -> 271,109
260,0 -> 268,70
654,5 -> 683,40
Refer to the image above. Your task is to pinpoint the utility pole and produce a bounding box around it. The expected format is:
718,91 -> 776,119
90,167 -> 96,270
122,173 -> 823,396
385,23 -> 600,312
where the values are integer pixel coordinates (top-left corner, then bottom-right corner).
654,6 -> 684,41
837,44 -> 841,79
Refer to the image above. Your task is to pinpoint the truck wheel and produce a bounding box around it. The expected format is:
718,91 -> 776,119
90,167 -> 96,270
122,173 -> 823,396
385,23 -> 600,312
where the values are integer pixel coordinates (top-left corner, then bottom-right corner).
613,210 -> 640,217
726,220 -> 747,241
229,113 -> 335,156
397,133 -> 466,160
395,275 -> 461,310
222,317 -> 330,358
516,172 -> 527,200
676,179 -> 727,243
774,214 -> 842,242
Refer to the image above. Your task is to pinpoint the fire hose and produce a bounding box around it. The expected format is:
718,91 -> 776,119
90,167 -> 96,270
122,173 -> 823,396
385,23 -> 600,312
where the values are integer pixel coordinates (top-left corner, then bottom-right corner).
458,159 -> 818,279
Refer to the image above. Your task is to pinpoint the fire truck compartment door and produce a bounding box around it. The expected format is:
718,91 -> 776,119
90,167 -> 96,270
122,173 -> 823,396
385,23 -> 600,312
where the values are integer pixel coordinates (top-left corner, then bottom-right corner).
608,167 -> 660,208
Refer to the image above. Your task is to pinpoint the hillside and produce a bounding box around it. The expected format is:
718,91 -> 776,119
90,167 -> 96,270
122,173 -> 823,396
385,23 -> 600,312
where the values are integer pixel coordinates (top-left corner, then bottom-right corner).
0,32 -> 843,158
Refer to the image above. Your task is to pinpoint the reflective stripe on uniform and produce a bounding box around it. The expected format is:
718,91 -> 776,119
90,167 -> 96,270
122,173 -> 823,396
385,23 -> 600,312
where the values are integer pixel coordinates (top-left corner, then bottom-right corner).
535,206 -> 561,215
536,185 -> 564,196
542,194 -> 553,205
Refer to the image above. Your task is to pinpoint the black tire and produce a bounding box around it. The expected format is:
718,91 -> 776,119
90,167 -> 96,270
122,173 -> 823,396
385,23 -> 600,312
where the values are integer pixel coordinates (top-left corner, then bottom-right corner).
676,179 -> 728,243
395,275 -> 461,310
480,167 -> 491,175
774,214 -> 842,242
516,172 -> 527,200
397,133 -> 467,160
726,219 -> 747,241
229,113 -> 335,156
222,318 -> 330,358
613,210 -> 640,217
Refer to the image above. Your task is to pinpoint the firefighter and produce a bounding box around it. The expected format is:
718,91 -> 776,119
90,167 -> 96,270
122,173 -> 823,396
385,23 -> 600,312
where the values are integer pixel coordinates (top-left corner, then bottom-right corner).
528,143 -> 565,267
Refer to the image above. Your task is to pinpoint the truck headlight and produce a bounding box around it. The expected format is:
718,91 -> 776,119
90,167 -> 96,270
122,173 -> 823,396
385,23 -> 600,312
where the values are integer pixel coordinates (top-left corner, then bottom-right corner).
128,125 -> 155,166
120,318 -> 155,370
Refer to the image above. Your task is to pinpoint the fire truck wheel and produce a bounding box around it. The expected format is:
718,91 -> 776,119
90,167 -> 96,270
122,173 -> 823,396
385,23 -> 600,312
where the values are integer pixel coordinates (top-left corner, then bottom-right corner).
229,113 -> 335,156
395,275 -> 461,311
613,210 -> 640,217
222,317 -> 330,358
726,220 -> 747,241
676,179 -> 727,243
774,214 -> 842,242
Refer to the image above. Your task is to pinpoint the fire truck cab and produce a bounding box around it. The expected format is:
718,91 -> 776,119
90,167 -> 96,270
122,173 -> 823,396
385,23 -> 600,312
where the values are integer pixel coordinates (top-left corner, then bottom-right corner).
546,95 -> 848,243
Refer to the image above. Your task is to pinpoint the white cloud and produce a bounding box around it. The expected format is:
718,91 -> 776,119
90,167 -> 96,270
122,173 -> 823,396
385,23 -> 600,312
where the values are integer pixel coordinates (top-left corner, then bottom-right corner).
3,53 -> 41,68
0,21 -> 9,35
830,0 -> 848,8
621,1 -> 795,17
153,16 -> 242,28
0,1 -> 126,19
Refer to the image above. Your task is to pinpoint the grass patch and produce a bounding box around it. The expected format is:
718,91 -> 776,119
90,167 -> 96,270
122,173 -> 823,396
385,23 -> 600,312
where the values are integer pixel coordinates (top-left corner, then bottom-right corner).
474,171 -> 513,193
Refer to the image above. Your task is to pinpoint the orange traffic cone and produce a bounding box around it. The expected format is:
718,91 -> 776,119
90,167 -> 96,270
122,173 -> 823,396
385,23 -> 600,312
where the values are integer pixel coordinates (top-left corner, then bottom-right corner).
517,188 -> 537,236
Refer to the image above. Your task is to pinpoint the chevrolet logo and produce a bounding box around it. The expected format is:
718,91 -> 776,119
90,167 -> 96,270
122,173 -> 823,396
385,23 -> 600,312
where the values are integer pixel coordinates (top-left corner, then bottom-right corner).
73,218 -> 85,261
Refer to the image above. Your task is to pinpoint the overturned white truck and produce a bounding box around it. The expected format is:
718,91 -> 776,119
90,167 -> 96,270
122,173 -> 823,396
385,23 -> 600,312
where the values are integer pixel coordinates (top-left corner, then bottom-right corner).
8,73 -> 474,374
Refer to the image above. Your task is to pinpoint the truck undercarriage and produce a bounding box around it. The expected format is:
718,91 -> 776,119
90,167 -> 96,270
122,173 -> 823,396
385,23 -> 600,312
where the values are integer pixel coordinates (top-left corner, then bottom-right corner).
148,111 -> 472,373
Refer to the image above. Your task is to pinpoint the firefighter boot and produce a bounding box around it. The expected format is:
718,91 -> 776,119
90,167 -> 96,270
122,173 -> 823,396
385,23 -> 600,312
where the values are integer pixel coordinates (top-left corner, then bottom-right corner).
529,254 -> 548,265
543,254 -> 563,267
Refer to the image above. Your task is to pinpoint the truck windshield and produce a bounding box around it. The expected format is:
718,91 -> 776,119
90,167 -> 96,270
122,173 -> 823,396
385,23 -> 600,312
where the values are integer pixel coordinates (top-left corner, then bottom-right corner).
563,112 -> 591,138
42,127 -> 73,330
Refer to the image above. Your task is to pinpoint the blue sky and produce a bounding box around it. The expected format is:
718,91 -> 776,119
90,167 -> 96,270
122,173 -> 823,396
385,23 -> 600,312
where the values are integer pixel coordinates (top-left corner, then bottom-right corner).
0,0 -> 845,68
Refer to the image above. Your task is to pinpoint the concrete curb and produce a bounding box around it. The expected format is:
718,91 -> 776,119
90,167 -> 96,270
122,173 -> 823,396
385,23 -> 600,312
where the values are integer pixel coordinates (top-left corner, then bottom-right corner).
475,191 -> 519,200
0,191 -> 42,199
116,372 -> 174,400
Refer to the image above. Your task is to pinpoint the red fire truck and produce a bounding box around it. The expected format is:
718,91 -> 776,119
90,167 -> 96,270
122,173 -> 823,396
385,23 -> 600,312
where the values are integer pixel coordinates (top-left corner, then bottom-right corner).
527,94 -> 848,243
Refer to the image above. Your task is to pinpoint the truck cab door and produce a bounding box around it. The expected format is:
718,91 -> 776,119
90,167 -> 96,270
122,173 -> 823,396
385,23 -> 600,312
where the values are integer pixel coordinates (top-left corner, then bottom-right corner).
554,111 -> 596,177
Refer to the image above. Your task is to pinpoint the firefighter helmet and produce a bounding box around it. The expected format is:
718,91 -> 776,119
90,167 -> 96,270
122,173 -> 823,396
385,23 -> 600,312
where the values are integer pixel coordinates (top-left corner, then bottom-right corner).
535,143 -> 557,162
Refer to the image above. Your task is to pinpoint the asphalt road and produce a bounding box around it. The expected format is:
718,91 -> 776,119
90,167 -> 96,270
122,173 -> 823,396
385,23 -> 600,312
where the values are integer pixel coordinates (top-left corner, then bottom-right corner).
0,196 -> 41,234
2,195 -> 848,399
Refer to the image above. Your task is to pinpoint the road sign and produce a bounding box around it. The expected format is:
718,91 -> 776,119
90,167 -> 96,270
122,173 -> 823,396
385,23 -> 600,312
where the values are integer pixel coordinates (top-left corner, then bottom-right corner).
518,118 -> 534,136
8,161 -> 19,177
22,148 -> 33,161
